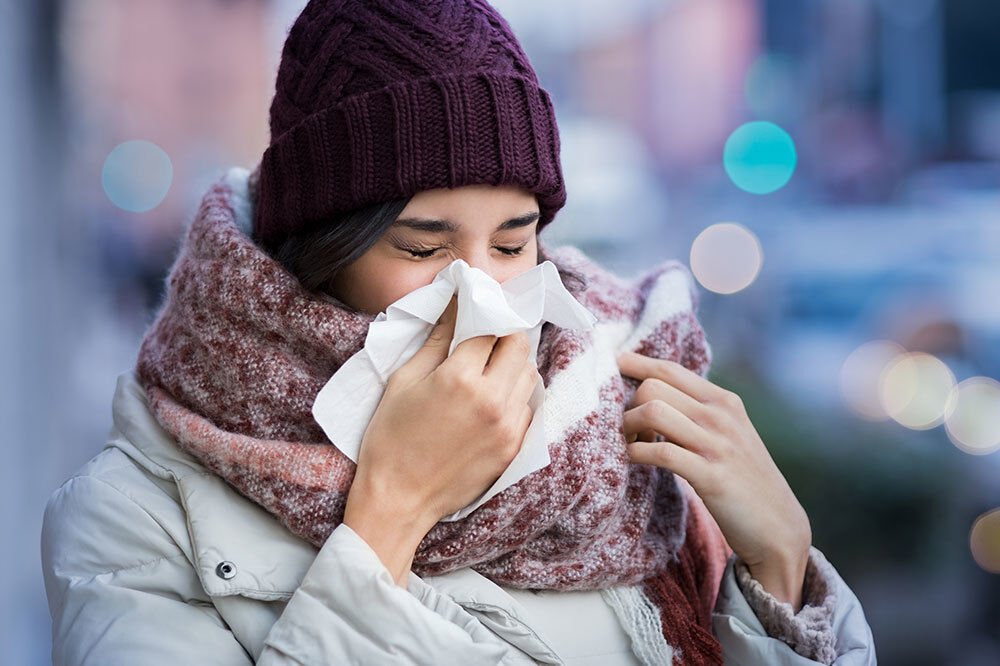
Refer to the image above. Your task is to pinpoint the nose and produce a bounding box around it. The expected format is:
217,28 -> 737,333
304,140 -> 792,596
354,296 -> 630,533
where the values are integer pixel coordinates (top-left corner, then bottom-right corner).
462,251 -> 506,283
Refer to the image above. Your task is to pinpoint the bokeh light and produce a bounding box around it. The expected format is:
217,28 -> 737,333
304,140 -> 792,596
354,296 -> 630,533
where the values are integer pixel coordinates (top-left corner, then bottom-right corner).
878,352 -> 957,430
840,340 -> 908,420
944,377 -> 1000,455
101,139 -> 173,212
970,508 -> 1000,574
689,222 -> 763,294
723,120 -> 797,194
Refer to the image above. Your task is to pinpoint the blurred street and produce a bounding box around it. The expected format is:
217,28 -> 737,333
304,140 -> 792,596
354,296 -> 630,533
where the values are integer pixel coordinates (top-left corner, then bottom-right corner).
3,1 -> 999,663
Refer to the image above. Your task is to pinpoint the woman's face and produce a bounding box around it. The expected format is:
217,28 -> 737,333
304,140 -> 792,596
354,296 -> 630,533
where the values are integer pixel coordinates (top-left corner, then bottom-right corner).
330,184 -> 540,315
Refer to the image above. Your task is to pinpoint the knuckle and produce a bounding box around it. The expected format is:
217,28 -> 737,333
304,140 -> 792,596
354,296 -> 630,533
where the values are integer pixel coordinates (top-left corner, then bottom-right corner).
511,332 -> 531,357
478,394 -> 505,423
634,379 -> 650,402
437,367 -> 472,394
720,390 -> 744,412
689,402 -> 714,428
641,398 -> 671,423
654,443 -> 674,468
635,377 -> 665,403
426,326 -> 448,344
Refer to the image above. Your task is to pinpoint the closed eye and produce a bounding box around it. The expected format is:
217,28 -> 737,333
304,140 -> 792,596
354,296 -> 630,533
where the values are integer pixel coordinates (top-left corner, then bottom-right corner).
401,244 -> 527,258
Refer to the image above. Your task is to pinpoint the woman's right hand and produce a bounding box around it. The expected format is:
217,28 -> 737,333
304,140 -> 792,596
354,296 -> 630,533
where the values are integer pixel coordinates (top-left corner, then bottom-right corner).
342,294 -> 538,580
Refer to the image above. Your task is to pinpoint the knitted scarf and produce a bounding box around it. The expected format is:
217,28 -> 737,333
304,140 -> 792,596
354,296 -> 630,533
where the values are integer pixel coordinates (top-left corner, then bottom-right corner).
136,167 -> 732,665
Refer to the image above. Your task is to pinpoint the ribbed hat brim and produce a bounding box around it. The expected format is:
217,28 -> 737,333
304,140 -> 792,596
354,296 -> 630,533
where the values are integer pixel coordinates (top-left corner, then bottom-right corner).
254,71 -> 565,247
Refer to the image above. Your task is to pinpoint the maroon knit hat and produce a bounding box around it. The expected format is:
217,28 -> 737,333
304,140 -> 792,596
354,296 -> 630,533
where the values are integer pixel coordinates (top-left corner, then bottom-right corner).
253,0 -> 566,248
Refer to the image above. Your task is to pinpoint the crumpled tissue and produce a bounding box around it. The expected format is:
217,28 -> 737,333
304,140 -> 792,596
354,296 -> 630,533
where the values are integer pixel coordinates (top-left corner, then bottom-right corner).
312,258 -> 598,521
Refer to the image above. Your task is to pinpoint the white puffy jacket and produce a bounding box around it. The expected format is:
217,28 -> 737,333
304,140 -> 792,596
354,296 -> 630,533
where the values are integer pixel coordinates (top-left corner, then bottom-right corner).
41,370 -> 878,665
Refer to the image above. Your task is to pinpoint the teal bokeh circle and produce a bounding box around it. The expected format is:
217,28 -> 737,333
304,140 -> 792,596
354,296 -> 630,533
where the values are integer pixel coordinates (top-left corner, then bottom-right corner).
723,121 -> 797,194
102,140 -> 173,212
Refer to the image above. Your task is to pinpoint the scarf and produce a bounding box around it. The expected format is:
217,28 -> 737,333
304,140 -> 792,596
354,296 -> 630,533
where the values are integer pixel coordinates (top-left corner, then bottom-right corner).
136,167 -> 731,665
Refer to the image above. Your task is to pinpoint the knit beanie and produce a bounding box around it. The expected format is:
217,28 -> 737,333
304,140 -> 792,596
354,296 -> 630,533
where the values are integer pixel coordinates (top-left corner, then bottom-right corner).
253,0 -> 566,248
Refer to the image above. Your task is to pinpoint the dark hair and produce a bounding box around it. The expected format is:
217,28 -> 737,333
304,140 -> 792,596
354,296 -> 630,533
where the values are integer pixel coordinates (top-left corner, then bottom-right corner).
538,242 -> 587,293
263,197 -> 412,297
263,199 -> 587,304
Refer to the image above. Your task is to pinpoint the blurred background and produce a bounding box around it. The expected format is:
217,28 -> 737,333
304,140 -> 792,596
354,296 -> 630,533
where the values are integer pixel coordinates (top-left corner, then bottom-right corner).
3,0 -> 999,663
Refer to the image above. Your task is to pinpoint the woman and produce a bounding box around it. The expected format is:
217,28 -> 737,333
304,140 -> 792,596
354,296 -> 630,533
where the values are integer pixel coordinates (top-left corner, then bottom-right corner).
41,1 -> 877,664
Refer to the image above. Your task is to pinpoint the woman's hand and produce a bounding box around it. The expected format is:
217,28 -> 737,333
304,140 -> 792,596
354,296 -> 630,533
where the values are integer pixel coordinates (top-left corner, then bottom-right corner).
616,351 -> 812,610
343,295 -> 538,583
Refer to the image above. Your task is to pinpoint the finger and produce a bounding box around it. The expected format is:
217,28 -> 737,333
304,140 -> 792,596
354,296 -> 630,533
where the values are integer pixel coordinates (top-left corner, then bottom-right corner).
433,298 -> 510,376
633,376 -> 710,425
627,439 -> 705,483
401,294 -> 460,379
484,331 -> 532,384
441,332 -> 503,382
623,427 -> 657,444
622,400 -> 709,455
508,360 -> 540,409
616,351 -> 718,403
499,403 -> 534,469
521,402 -> 533,437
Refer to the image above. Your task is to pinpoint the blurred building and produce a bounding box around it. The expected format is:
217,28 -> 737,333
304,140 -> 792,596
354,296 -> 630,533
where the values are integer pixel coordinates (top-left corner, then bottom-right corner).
60,0 -> 278,315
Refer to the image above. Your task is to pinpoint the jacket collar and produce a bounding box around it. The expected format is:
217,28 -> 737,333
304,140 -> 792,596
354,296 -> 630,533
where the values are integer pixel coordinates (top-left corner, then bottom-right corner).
107,369 -> 319,600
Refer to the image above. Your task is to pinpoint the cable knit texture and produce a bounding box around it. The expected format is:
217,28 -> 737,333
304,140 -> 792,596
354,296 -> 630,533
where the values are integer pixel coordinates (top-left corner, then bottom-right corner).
254,0 -> 565,248
136,168 -> 734,663
734,546 -> 839,664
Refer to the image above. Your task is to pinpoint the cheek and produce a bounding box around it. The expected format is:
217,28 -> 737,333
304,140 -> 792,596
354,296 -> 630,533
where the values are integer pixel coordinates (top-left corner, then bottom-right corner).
363,264 -> 439,310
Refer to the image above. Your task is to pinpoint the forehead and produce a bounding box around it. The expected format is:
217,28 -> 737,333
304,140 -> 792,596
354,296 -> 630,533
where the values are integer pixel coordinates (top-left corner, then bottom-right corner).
392,184 -> 539,233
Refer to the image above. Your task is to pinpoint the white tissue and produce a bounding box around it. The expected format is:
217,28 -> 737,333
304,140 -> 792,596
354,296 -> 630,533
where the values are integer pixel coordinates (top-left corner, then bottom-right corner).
312,258 -> 597,521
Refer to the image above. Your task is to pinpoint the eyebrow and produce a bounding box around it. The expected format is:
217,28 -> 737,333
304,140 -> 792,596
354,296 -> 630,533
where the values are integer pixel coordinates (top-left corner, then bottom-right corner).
391,211 -> 540,233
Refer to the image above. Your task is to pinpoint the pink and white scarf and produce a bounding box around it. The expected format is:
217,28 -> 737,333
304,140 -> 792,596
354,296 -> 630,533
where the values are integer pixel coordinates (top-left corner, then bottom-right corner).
136,167 -> 730,664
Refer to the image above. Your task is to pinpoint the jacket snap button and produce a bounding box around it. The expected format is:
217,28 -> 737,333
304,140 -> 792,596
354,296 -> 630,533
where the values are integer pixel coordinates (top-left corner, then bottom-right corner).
215,561 -> 237,580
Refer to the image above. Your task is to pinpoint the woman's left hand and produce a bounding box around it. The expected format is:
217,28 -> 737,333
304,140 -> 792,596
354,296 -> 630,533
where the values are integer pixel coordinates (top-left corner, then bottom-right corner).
616,351 -> 812,610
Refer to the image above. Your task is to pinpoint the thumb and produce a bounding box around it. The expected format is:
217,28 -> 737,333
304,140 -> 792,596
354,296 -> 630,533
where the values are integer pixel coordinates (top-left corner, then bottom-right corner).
400,294 -> 458,379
